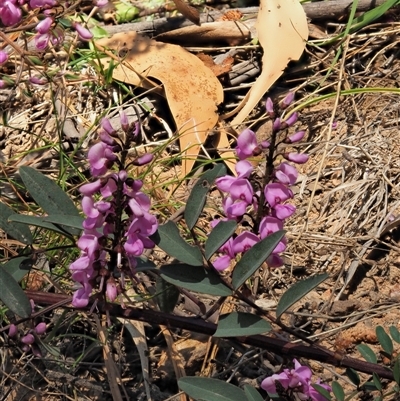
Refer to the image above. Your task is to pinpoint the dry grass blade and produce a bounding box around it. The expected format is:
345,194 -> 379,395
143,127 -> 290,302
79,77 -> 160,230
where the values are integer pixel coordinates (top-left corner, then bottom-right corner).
118,318 -> 152,401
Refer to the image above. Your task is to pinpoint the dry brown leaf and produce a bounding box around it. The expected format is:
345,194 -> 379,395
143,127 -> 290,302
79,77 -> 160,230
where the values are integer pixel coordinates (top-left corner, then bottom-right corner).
173,0 -> 200,25
197,53 -> 234,77
155,21 -> 252,46
96,32 -> 224,178
229,0 -> 309,127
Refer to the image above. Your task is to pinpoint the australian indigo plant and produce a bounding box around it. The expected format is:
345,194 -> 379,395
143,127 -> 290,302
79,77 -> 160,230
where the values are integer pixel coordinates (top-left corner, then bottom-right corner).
70,114 -> 157,308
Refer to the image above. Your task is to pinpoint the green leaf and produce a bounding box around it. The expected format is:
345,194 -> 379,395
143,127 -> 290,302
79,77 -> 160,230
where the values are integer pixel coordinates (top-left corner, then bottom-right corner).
214,312 -> 271,337
0,265 -> 31,318
151,221 -> 203,266
3,257 -> 33,282
390,326 -> 400,344
9,215 -> 74,237
42,215 -> 84,230
0,202 -> 33,244
244,385 -> 264,401
19,166 -> 80,235
232,231 -> 285,290
205,220 -> 237,260
346,368 -> 360,387
155,276 -> 180,313
178,377 -> 246,401
332,381 -> 345,401
357,344 -> 377,364
276,273 -> 328,319
376,326 -> 393,356
160,264 -> 232,296
184,164 -> 226,230
372,372 -> 382,391
311,383 -> 331,401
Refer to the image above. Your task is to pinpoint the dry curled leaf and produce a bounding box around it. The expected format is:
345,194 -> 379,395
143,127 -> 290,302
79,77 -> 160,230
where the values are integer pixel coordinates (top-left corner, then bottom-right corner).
95,32 -> 224,177
228,0 -> 309,127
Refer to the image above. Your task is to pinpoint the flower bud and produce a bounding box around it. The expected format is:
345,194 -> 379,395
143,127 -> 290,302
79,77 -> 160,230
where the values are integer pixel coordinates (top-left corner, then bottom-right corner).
284,152 -> 309,164
282,112 -> 298,128
272,118 -> 281,132
265,97 -> 274,115
8,324 -> 18,338
120,112 -> 129,132
0,51 -> 8,64
73,22 -> 93,41
106,278 -> 117,302
35,322 -> 47,335
282,92 -> 294,108
21,333 -> 35,344
35,17 -> 53,33
133,153 -> 154,166
286,130 -> 305,143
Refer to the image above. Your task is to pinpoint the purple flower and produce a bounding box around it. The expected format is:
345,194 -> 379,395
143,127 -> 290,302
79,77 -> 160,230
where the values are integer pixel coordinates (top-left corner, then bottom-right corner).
213,237 -> 235,271
274,162 -> 298,185
72,281 -> 92,307
272,203 -> 296,220
0,1 -> 22,26
264,183 -> 293,207
307,380 -> 332,401
232,231 -> 259,253
236,128 -> 268,160
285,152 -> 309,164
88,142 -> 117,176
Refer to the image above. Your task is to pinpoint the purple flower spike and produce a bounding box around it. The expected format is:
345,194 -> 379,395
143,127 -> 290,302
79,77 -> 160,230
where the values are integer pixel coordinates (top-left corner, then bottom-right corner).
73,22 -> 93,41
287,130 -> 305,143
285,152 -> 309,164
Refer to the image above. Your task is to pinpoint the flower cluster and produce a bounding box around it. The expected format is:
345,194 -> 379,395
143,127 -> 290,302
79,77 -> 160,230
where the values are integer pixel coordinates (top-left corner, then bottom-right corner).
70,114 -> 157,307
261,359 -> 331,401
7,301 -> 47,357
0,0 -> 103,47
213,94 -> 308,270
